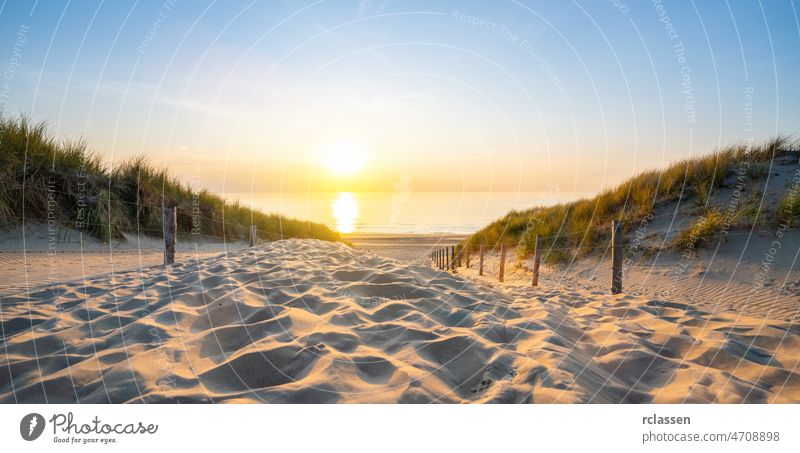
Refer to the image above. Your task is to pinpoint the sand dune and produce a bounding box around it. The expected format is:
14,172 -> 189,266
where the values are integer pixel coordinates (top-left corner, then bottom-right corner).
1,239 -> 799,403
466,232 -> 800,323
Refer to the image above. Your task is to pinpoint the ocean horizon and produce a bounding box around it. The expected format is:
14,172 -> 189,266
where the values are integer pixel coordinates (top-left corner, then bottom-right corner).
232,191 -> 591,234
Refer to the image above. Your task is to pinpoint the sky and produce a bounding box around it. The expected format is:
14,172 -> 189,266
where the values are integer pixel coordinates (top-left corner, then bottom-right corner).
0,0 -> 798,197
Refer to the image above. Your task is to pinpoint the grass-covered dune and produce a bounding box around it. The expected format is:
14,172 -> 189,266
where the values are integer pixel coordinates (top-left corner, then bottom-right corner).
0,116 -> 341,244
466,137 -> 799,264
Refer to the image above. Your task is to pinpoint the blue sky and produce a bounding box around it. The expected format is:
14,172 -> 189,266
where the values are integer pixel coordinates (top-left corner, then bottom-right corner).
0,0 -> 798,195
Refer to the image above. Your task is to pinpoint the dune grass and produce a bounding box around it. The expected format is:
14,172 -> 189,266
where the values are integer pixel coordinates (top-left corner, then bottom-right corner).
465,137 -> 797,264
0,115 -> 341,243
776,182 -> 800,228
673,210 -> 725,251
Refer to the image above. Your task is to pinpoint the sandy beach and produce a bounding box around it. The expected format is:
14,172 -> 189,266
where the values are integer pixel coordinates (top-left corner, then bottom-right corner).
345,233 -> 467,262
2,238 -> 798,403
0,225 -> 249,297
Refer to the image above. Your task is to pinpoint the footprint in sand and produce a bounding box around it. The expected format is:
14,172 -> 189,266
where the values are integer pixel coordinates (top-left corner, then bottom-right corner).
470,363 -> 518,394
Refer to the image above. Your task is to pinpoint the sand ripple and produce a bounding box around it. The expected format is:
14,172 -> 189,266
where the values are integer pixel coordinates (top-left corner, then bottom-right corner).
1,239 -> 798,403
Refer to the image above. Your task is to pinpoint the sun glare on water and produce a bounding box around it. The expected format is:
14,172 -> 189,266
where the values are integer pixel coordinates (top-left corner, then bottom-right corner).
325,141 -> 367,176
333,192 -> 359,233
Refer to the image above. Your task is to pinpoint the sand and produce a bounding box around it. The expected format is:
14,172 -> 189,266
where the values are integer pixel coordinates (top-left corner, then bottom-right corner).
1,238 -> 799,403
0,225 -> 248,296
463,231 -> 800,322
344,232 -> 467,262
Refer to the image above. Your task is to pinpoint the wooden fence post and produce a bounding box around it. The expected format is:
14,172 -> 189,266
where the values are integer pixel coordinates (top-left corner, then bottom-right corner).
446,247 -> 450,270
531,235 -> 541,287
439,249 -> 443,269
465,243 -> 470,268
479,245 -> 485,276
249,224 -> 257,247
457,245 -> 462,267
450,245 -> 456,271
163,206 -> 177,265
611,220 -> 623,294
498,244 -> 507,282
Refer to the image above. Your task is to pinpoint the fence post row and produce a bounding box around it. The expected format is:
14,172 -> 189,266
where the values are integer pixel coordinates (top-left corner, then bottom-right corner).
498,244 -> 507,282
163,206 -> 177,265
611,220 -> 624,294
531,235 -> 541,287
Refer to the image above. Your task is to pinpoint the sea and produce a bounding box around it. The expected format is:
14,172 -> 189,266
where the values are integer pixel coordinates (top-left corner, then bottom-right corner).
233,191 -> 589,235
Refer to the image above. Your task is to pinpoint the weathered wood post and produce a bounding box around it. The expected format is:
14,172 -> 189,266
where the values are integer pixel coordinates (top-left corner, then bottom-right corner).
465,243 -> 470,268
457,245 -> 462,267
249,224 -> 257,247
498,244 -> 507,282
479,245 -> 485,276
531,235 -> 541,287
163,206 -> 177,265
450,245 -> 456,271
446,247 -> 450,270
439,249 -> 443,269
611,220 -> 624,294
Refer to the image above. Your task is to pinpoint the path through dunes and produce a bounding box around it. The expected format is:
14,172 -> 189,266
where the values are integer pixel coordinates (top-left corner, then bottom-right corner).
1,240 -> 799,403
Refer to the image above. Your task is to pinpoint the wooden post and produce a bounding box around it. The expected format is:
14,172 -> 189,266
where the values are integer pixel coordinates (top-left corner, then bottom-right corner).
498,244 -> 507,282
439,250 -> 443,269
465,243 -> 470,268
479,245 -> 485,276
450,245 -> 456,271
457,245 -> 462,267
446,247 -> 450,270
611,220 -> 623,294
163,206 -> 176,265
531,235 -> 541,287
249,224 -> 257,247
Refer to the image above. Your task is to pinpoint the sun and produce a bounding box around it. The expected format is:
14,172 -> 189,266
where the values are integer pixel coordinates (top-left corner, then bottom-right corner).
324,141 -> 367,176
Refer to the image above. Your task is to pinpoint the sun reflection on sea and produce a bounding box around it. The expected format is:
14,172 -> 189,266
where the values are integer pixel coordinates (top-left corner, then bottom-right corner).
332,192 -> 359,233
